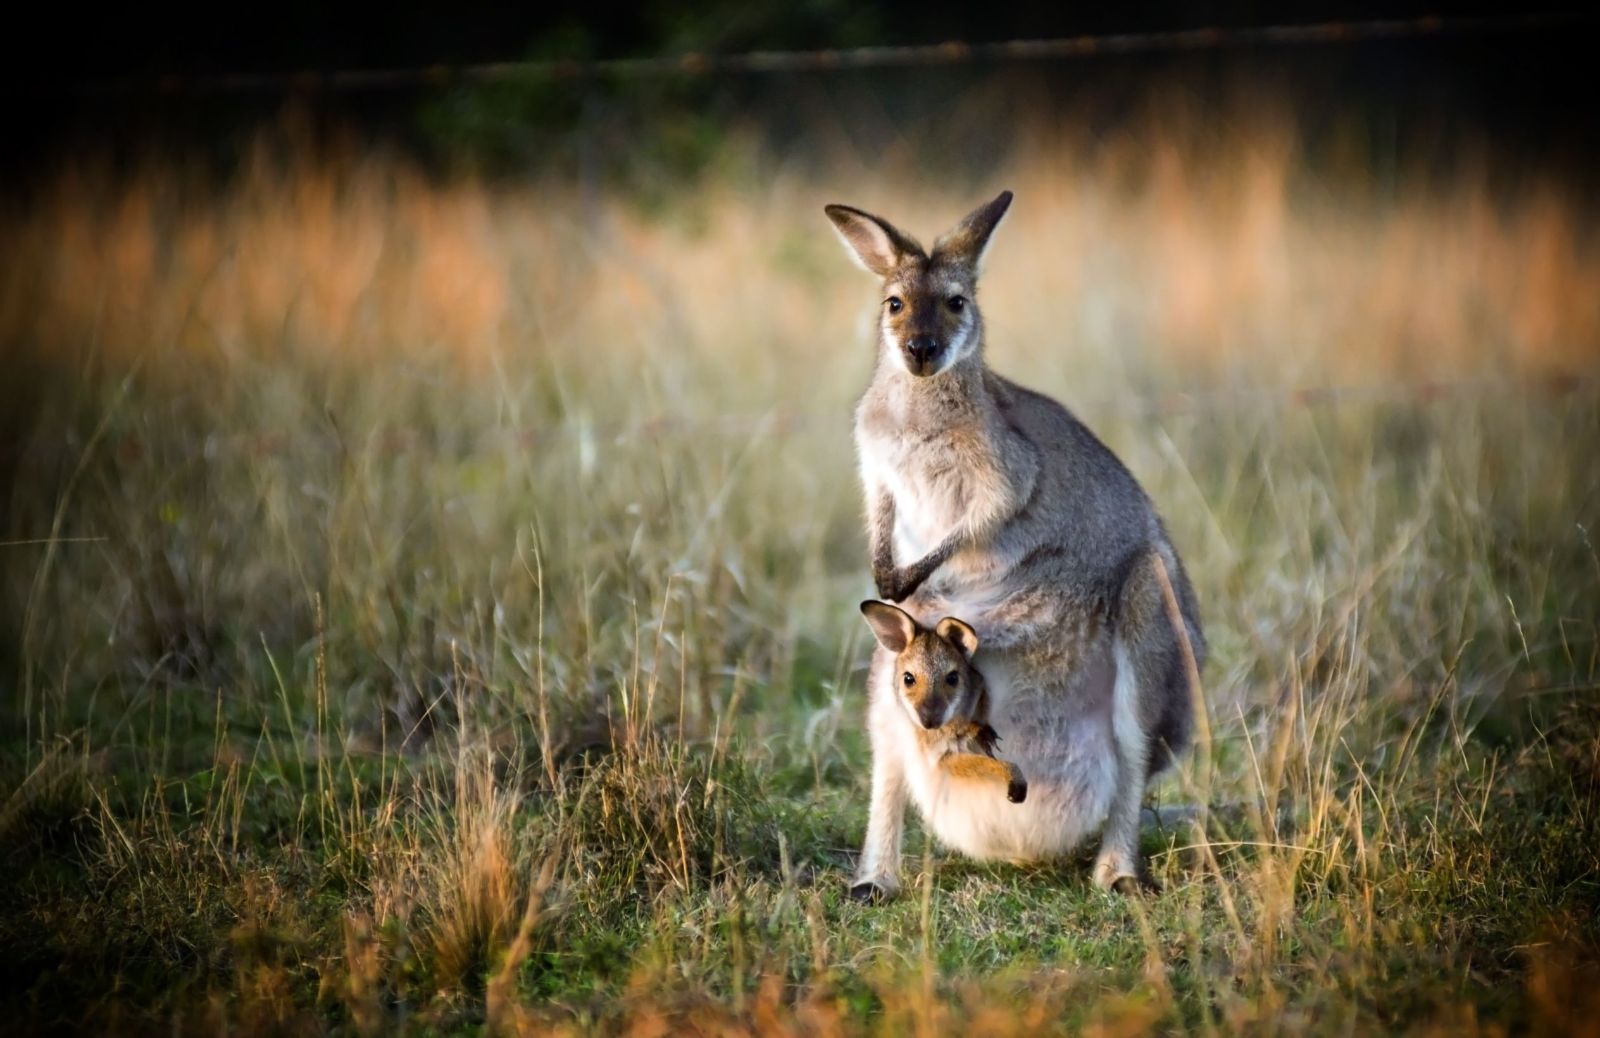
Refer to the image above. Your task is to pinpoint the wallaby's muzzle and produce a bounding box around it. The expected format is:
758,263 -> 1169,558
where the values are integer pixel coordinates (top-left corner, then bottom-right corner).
905,335 -> 941,376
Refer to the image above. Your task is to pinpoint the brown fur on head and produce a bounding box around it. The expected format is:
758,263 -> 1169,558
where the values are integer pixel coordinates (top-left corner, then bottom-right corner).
824,191 -> 1012,377
859,600 -> 982,730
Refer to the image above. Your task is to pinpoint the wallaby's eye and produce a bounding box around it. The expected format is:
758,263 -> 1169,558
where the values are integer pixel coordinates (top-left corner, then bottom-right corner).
902,672 -> 915,687
945,671 -> 960,686
886,296 -> 904,314
946,295 -> 966,313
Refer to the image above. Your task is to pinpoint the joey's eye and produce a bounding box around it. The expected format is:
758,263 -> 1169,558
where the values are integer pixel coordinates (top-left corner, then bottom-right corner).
946,295 -> 966,313
945,671 -> 960,686
902,672 -> 915,687
886,296 -> 904,314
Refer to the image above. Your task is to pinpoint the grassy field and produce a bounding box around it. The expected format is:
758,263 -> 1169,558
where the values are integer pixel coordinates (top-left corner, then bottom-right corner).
2,120 -> 1599,1034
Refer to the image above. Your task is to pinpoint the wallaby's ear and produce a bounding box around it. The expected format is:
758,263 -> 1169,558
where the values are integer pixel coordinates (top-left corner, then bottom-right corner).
935,617 -> 980,660
825,204 -> 923,277
860,600 -> 917,654
933,190 -> 1013,270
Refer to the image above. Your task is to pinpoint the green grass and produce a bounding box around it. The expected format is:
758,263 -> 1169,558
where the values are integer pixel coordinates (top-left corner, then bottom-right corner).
2,139 -> 1599,1034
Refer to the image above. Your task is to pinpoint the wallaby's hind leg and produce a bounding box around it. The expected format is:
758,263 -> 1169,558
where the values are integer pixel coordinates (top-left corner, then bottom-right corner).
942,752 -> 1027,803
1094,550 -> 1194,894
1093,636 -> 1156,893
852,751 -> 906,901
851,682 -> 908,902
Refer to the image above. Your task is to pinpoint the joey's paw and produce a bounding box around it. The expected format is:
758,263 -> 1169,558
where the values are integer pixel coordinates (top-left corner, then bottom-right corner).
1006,775 -> 1028,804
847,880 -> 894,904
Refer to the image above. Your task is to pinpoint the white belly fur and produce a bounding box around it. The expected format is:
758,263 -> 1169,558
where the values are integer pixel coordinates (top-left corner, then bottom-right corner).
870,646 -> 1119,861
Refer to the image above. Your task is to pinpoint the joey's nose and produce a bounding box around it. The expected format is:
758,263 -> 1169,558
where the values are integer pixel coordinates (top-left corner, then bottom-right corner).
917,703 -> 944,729
907,336 -> 937,366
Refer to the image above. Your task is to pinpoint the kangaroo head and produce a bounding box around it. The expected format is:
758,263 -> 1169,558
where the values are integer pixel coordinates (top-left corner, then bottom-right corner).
860,600 -> 982,730
825,191 -> 1012,378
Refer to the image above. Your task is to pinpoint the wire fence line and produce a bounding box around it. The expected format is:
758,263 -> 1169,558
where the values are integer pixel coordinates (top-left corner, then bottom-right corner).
61,12 -> 1592,96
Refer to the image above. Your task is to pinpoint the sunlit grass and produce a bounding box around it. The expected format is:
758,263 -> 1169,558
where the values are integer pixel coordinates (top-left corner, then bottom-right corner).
1,112 -> 1597,1033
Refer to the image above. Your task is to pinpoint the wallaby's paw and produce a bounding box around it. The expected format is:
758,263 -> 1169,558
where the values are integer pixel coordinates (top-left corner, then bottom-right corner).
847,880 -> 895,904
878,566 -> 930,603
1006,775 -> 1028,803
872,566 -> 906,602
872,572 -> 897,602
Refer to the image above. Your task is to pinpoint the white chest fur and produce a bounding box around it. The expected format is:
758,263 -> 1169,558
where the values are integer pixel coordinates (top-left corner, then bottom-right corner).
857,426 -> 966,561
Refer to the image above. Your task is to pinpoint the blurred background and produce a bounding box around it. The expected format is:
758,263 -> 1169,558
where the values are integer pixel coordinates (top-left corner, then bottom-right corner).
5,2 -> 1597,383
4,0 -> 1599,755
4,0 -> 1599,780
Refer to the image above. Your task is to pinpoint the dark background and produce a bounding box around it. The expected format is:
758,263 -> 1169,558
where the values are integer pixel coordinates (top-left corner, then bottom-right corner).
3,2 -> 1596,189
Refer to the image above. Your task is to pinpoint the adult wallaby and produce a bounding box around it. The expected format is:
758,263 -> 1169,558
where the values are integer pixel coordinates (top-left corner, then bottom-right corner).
826,190 -> 1205,900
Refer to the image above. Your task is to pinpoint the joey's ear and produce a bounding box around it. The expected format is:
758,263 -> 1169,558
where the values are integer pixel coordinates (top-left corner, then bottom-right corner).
824,204 -> 924,277
860,600 -> 917,654
932,190 -> 1013,270
935,617 -> 980,660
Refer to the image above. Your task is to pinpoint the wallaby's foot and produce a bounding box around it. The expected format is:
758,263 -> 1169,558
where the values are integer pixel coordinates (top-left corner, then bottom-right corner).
1006,773 -> 1028,803
848,878 -> 897,903
1110,873 -> 1162,896
1093,853 -> 1157,894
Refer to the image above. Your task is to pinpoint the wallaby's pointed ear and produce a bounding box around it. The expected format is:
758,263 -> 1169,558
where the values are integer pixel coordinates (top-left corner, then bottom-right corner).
933,190 -> 1013,270
860,600 -> 917,653
935,617 -> 980,660
825,204 -> 923,277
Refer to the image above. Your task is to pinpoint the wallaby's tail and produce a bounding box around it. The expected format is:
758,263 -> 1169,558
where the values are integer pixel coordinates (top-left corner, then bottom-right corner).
1140,799 -> 1297,837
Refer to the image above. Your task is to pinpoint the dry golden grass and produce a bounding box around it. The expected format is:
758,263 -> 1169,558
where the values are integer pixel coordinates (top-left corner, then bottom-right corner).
6,109 -> 1596,389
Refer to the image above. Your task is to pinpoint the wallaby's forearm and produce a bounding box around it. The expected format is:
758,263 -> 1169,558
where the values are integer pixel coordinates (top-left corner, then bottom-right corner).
885,516 -> 992,601
886,537 -> 955,601
879,457 -> 1036,602
869,489 -> 899,598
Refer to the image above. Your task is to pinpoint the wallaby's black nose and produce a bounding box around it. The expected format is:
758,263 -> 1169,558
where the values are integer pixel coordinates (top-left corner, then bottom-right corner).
917,704 -> 943,729
907,335 -> 937,366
